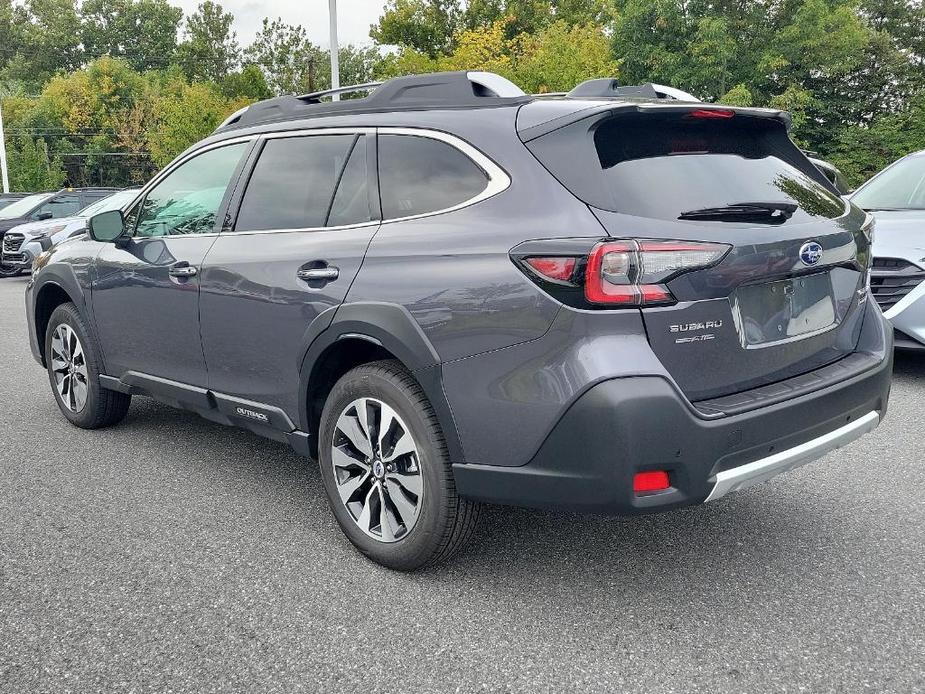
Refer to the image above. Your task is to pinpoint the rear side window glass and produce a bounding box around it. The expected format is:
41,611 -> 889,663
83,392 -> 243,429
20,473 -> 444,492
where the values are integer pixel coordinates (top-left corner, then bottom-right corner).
236,134 -> 363,231
328,140 -> 371,227
528,114 -> 846,224
378,134 -> 488,219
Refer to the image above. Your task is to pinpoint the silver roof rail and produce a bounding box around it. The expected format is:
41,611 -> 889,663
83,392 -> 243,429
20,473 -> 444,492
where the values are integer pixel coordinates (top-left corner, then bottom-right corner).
297,82 -> 383,102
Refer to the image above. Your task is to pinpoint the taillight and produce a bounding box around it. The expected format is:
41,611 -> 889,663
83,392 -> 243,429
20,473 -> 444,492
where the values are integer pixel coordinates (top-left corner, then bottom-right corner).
524,257 -> 578,283
584,240 -> 729,306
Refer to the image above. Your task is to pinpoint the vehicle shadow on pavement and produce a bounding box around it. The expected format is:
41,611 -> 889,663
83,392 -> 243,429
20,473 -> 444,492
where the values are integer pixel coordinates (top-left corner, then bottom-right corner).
110,394 -> 871,596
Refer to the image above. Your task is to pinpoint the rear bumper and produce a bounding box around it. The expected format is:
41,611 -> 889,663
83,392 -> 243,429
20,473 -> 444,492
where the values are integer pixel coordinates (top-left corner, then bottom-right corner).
453,310 -> 893,515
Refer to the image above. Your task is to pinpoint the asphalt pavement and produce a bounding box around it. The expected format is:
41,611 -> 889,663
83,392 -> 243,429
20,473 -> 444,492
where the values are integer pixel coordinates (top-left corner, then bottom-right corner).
1,275 -> 923,693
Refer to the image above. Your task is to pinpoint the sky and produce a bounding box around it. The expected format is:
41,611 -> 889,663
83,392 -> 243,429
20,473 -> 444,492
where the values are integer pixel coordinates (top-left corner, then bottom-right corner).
171,0 -> 388,49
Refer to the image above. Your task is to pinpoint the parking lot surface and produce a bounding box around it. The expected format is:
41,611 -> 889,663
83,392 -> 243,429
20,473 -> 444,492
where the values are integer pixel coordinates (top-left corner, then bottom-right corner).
1,275 -> 923,693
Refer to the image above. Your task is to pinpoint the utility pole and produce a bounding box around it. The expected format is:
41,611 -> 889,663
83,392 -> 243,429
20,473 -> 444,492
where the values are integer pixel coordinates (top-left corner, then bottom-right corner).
329,0 -> 340,101
0,98 -> 9,193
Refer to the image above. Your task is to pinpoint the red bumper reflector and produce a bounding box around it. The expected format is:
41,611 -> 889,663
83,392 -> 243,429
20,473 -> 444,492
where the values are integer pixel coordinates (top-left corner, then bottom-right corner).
633,470 -> 670,493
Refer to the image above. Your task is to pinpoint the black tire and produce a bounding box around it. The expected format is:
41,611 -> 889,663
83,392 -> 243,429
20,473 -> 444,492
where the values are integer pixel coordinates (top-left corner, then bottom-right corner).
45,302 -> 131,429
318,360 -> 480,571
0,262 -> 22,278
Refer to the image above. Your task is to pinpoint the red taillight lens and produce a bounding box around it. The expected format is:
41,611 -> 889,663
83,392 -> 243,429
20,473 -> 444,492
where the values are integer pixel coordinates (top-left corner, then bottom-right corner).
634,470 -> 670,494
688,108 -> 735,119
524,256 -> 577,283
585,239 -> 729,306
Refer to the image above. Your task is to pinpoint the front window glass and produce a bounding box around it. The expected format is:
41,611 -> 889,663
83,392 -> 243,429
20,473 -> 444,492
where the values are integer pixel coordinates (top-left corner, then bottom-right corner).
0,193 -> 53,219
852,155 -> 925,211
134,143 -> 248,237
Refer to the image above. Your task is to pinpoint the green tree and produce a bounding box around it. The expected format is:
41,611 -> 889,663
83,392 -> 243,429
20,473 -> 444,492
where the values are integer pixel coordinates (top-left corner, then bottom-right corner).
370,0 -> 461,57
176,1 -> 240,82
80,0 -> 182,71
219,64 -> 273,101
7,135 -> 66,191
4,0 -> 83,86
147,81 -> 246,167
244,18 -> 325,94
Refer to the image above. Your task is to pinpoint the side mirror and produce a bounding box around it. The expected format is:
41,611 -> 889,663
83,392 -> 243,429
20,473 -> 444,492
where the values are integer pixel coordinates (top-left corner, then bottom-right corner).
88,210 -> 126,242
36,211 -> 53,221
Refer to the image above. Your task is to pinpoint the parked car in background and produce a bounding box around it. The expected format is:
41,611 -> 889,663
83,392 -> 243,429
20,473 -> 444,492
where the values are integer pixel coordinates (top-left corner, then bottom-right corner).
2,189 -> 140,274
809,156 -> 851,195
0,188 -> 119,277
26,72 -> 892,570
851,150 -> 925,350
0,193 -> 29,211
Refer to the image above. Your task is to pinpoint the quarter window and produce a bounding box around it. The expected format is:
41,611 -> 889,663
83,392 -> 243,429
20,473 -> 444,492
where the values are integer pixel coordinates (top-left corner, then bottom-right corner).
235,134 -> 370,232
378,134 -> 489,219
133,143 -> 248,237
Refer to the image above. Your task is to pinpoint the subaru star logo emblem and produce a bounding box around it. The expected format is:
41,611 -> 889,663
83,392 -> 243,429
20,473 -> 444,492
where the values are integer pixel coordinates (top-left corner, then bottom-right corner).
799,241 -> 823,267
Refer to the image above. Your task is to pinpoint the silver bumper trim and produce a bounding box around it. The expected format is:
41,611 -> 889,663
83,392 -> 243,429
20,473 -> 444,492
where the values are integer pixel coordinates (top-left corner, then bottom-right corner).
705,410 -> 880,502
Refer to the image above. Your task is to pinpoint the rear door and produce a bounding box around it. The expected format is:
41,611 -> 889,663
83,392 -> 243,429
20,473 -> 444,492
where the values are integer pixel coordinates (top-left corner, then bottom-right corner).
198,129 -> 379,419
525,108 -> 871,401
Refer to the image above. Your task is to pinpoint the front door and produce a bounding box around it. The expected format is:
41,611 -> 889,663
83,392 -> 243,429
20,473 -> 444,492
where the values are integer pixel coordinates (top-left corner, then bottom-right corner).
91,141 -> 251,384
199,131 -> 379,418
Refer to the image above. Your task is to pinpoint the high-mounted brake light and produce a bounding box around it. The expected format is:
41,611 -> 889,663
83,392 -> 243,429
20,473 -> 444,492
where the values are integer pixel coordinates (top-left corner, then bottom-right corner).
585,239 -> 729,306
688,109 -> 735,119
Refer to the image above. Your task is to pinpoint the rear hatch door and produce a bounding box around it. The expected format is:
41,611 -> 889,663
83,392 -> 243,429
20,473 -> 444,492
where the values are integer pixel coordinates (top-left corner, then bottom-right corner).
523,105 -> 871,401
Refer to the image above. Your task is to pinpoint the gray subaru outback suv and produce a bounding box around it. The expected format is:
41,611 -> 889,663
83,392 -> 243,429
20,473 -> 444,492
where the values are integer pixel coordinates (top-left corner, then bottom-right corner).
25,72 -> 892,570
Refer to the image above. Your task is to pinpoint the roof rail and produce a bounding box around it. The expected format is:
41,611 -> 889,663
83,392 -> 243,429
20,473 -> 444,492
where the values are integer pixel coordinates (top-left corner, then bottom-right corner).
214,71 -> 530,133
298,82 -> 383,103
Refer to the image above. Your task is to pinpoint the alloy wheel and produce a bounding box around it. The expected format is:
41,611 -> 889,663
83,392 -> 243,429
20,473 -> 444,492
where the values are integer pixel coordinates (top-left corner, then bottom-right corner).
50,323 -> 89,413
331,397 -> 423,543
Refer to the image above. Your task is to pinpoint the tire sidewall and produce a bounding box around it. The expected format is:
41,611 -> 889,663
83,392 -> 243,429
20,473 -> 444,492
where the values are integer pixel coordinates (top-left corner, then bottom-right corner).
319,367 -> 453,570
45,304 -> 104,427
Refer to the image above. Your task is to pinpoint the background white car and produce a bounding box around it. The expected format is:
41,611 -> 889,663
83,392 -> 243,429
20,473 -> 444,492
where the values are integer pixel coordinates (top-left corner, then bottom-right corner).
851,150 -> 925,350
1,189 -> 140,272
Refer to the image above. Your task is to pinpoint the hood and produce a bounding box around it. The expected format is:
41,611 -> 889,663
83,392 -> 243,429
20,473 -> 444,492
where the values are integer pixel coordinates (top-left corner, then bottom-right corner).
3,216 -> 88,240
869,210 -> 925,265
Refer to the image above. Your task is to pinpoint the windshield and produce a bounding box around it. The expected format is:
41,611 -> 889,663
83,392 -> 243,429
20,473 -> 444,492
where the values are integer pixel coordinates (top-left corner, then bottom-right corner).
78,190 -> 139,218
0,193 -> 53,220
852,155 -> 925,210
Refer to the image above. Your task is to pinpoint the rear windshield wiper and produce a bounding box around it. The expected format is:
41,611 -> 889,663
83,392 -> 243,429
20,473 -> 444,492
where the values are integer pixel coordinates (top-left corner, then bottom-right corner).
678,201 -> 798,223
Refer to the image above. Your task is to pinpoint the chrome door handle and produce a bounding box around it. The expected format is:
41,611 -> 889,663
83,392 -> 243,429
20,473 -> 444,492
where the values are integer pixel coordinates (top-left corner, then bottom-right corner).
168,265 -> 198,277
297,267 -> 339,282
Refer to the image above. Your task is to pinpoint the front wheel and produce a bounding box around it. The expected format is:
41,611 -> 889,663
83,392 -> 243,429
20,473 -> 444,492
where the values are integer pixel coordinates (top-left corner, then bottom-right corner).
45,302 -> 131,428
318,360 -> 480,570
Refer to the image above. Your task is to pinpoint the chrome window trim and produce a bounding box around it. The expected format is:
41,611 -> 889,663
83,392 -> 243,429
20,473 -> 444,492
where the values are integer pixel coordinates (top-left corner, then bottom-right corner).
124,126 -> 511,239
376,127 -> 511,226
217,126 -> 510,235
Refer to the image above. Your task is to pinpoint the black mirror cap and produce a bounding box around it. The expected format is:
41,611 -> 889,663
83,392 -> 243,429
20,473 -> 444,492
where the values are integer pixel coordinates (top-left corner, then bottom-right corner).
88,210 -> 126,242
36,211 -> 53,221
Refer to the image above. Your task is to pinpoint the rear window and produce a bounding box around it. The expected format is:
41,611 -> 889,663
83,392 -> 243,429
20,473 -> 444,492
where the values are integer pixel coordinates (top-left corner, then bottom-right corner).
529,113 -> 845,224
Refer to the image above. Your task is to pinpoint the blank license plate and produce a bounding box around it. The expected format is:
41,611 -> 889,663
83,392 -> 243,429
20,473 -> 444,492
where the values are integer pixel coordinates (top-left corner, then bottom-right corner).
735,273 -> 836,346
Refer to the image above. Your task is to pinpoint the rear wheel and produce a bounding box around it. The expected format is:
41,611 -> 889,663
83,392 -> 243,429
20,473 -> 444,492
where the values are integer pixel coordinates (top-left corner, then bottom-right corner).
318,360 -> 480,570
45,303 -> 131,428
